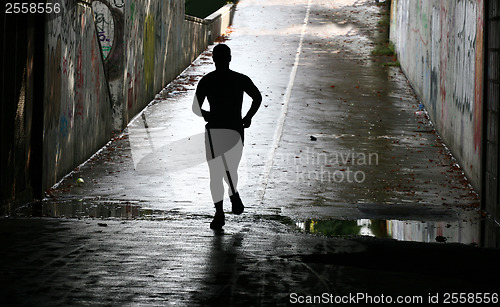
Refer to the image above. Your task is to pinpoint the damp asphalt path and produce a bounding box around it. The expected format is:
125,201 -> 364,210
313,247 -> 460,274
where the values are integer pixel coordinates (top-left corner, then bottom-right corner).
2,0 -> 500,305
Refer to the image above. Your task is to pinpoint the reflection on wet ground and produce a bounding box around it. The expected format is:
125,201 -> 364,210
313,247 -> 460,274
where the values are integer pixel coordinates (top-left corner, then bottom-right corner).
14,199 -> 500,248
296,217 -> 482,245
13,199 -> 188,221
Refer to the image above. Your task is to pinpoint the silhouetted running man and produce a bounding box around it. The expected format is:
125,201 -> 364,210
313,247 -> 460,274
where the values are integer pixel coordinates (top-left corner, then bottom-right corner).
193,44 -> 262,230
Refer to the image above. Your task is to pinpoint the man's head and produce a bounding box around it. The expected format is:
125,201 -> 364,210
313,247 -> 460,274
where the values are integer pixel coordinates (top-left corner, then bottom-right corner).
212,44 -> 231,69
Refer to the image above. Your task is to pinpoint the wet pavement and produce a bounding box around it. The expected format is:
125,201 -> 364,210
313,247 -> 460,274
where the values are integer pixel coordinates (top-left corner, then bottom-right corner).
2,0 -> 500,305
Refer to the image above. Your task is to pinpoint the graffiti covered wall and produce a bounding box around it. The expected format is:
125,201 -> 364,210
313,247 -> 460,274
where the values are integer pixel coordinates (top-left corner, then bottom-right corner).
121,0 -> 183,122
92,0 -> 235,125
121,1 -> 234,124
390,0 -> 484,190
92,0 -> 125,130
43,1 -> 113,189
40,0 -> 235,191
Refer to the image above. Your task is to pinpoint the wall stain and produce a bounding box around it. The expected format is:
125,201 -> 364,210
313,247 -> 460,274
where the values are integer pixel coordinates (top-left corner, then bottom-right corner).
93,0 -> 125,81
46,36 -> 62,130
144,13 -> 155,97
474,0 -> 484,154
75,45 -> 84,118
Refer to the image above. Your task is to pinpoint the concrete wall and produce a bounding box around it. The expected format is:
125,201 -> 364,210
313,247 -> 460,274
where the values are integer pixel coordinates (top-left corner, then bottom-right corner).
390,0 -> 484,191
43,1 -> 113,190
92,0 -> 125,130
121,0 -> 186,123
41,0 -> 235,191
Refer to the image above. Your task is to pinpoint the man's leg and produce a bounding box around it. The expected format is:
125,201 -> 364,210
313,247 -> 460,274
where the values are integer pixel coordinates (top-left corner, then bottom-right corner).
224,139 -> 244,214
208,158 -> 225,230
206,128 -> 245,229
206,129 -> 226,229
208,157 -> 225,204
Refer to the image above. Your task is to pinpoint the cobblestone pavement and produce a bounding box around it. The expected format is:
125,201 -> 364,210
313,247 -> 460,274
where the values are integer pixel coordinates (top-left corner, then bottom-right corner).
1,217 -> 499,306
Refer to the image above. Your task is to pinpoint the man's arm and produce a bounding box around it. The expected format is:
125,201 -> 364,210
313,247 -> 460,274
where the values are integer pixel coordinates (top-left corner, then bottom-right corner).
242,79 -> 262,128
193,83 -> 211,121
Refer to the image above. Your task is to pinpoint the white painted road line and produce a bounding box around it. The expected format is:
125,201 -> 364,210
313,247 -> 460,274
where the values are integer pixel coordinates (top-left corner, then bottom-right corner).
259,0 -> 313,204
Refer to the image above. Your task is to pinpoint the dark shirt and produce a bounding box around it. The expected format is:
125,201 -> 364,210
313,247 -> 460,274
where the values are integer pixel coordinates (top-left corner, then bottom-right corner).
196,69 -> 258,134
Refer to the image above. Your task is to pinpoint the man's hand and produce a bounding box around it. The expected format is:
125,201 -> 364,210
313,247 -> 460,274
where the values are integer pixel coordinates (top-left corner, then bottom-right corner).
242,116 -> 252,128
242,83 -> 262,129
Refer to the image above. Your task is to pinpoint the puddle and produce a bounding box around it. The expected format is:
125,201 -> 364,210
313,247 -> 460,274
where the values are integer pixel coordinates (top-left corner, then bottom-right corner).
296,218 -> 482,245
10,200 -> 499,247
12,199 -> 177,220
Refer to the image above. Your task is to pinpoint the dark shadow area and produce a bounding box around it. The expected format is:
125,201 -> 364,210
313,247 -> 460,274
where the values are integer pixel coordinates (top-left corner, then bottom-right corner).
295,237 -> 500,294
186,0 -> 239,19
193,232 -> 245,305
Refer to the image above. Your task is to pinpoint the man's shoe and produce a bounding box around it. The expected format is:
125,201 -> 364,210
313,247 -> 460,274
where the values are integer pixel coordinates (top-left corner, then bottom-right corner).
210,211 -> 225,230
230,193 -> 244,215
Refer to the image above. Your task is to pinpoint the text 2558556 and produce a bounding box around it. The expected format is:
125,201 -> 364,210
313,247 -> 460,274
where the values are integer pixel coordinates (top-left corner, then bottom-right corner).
5,3 -> 61,14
